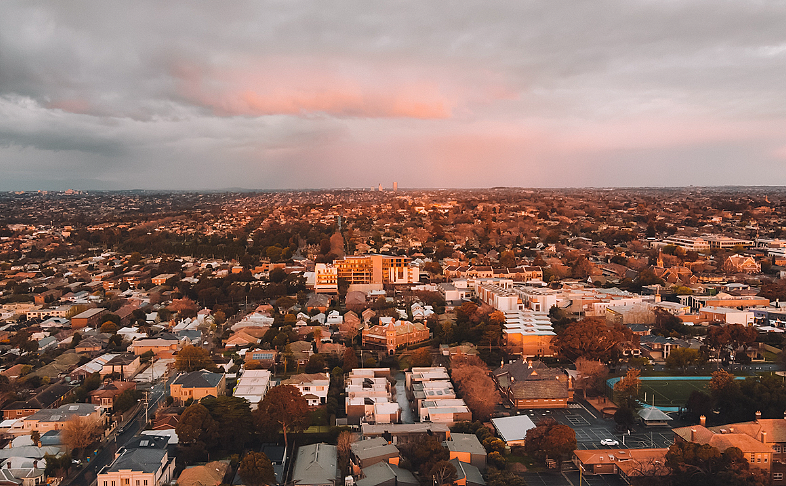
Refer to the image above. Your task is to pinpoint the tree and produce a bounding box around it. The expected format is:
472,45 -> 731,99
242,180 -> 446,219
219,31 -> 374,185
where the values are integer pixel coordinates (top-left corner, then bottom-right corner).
30,430 -> 40,447
409,347 -> 433,367
429,460 -> 458,486
175,345 -> 213,372
100,321 -> 119,334
202,396 -> 254,451
524,418 -> 577,469
337,430 -> 353,477
666,348 -> 702,371
574,358 -> 608,397
342,348 -> 358,372
450,356 -> 498,421
44,452 -> 71,478
553,318 -> 634,363
614,368 -> 641,409
400,434 -> 449,476
666,441 -> 769,486
238,451 -> 276,486
61,415 -> 102,458
253,385 -> 309,451
113,389 -> 139,414
175,403 -> 219,445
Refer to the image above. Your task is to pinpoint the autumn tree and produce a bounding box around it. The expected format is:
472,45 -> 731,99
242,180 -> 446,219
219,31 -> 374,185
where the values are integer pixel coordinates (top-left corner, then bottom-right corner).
524,418 -> 577,469
337,430 -> 354,477
175,345 -> 213,372
574,358 -> 609,397
175,403 -> 219,446
238,451 -> 276,486
253,385 -> 309,451
409,347 -> 433,367
61,415 -> 102,458
614,368 -> 641,409
169,297 -> 199,318
553,318 -> 634,363
400,434 -> 450,476
342,347 -> 358,372
666,442 -> 768,486
450,355 -> 498,421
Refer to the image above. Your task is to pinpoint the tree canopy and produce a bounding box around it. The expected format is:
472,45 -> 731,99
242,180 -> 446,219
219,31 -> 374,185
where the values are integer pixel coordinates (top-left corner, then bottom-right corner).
553,317 -> 634,363
238,451 -> 276,486
524,418 -> 577,469
253,384 -> 309,451
175,345 -> 214,372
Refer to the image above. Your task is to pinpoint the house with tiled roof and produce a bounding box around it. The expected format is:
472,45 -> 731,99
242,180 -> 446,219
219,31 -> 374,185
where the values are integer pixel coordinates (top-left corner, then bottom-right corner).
89,380 -> 137,411
292,443 -> 338,486
281,373 -> 329,407
491,359 -> 571,409
673,412 -> 782,480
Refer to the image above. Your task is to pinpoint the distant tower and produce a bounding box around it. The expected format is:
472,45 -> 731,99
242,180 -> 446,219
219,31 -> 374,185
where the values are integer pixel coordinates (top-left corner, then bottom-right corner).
393,182 -> 398,192
378,183 -> 383,192
337,215 -> 342,231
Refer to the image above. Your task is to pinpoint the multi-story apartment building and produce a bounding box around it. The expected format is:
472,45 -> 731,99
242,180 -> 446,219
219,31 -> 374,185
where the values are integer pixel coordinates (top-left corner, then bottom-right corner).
314,263 -> 338,293
334,255 -> 419,286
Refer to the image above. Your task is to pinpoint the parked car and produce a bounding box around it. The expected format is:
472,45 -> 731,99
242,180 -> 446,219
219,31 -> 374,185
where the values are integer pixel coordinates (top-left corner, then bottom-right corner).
600,439 -> 619,446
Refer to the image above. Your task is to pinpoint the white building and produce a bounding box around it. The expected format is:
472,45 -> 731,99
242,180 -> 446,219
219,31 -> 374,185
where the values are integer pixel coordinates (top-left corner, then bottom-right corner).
281,373 -> 330,406
234,369 -> 272,410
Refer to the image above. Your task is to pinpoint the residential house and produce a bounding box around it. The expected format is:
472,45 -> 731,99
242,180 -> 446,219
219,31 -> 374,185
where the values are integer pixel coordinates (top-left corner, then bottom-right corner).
444,433 -> 487,470
448,458 -> 486,486
233,370 -> 272,410
23,403 -> 104,434
360,423 -> 450,446
292,443 -> 338,486
169,371 -> 226,405
97,438 -> 175,486
350,437 -> 400,470
355,462 -> 418,486
281,373 -> 330,406
2,383 -> 74,420
89,380 -> 137,411
70,308 -> 108,329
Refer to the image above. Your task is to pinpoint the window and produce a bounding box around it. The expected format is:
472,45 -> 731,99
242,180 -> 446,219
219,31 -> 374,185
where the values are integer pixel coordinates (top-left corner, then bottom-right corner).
775,473 -> 784,481
776,445 -> 782,453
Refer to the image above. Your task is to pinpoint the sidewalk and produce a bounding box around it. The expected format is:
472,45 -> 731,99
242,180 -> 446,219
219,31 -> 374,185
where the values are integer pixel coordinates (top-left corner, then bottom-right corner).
584,395 -> 617,418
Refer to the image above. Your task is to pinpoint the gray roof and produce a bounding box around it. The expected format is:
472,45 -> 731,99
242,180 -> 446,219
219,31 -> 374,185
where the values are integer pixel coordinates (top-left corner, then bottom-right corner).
356,462 -> 418,486
173,371 -> 224,389
444,433 -> 487,456
490,415 -> 537,443
449,459 -> 485,486
0,446 -> 61,460
26,403 -> 99,423
292,443 -> 337,486
350,438 -> 399,461
105,448 -> 167,474
638,406 -> 672,422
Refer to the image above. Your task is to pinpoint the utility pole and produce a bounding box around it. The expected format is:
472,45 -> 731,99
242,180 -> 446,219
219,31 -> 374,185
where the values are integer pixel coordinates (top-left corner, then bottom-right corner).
144,391 -> 150,425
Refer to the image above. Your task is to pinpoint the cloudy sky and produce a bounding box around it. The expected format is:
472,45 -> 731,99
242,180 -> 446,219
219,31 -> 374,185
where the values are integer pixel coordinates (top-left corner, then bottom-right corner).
1,1 -> 785,190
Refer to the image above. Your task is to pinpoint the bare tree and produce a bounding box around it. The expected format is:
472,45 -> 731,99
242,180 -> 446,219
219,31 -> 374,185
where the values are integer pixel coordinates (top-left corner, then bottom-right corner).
61,415 -> 102,458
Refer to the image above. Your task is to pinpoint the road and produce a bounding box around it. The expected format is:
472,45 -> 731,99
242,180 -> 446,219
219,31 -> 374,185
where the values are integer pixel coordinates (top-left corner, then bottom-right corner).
64,375 -> 175,486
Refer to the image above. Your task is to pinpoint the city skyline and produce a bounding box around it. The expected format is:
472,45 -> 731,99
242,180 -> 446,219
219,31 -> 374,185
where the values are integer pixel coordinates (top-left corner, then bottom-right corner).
1,1 -> 785,190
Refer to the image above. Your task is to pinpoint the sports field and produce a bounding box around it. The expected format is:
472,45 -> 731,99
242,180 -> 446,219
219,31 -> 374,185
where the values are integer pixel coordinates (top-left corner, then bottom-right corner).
606,376 -> 743,410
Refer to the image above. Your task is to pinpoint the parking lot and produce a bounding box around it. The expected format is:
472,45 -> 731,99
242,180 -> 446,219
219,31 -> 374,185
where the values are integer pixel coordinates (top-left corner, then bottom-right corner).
514,403 -> 675,450
522,471 -> 629,486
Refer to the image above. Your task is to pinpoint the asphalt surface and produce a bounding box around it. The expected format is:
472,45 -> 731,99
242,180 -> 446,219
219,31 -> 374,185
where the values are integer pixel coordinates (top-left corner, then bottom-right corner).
63,375 -> 175,486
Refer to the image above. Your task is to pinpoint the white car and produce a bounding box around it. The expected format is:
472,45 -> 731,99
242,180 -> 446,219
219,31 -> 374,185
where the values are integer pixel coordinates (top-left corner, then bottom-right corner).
600,439 -> 619,446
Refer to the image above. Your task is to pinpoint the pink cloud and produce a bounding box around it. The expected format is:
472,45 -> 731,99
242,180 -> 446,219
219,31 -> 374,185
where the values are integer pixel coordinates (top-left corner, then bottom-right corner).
172,58 -> 455,119
46,98 -> 92,115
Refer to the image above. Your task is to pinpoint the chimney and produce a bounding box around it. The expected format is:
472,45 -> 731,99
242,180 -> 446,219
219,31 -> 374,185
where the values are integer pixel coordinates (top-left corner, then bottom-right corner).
762,431 -> 768,444
700,415 -> 706,427
730,427 -> 735,433
756,411 -> 762,422
691,428 -> 697,441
